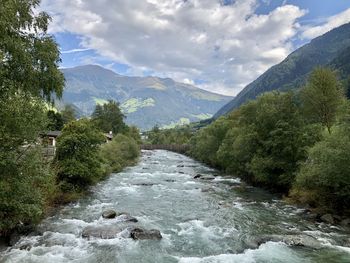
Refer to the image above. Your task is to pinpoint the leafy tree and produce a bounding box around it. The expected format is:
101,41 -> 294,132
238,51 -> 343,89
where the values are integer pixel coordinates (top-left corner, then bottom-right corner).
189,117 -> 231,167
0,93 -> 47,155
55,119 -> 106,190
0,148 -> 57,233
300,67 -> 345,133
0,94 -> 55,233
61,104 -> 77,124
47,110 -> 64,130
92,100 -> 126,134
0,0 -> 64,101
292,124 -> 350,213
0,0 -> 62,234
123,126 -> 142,145
100,134 -> 140,173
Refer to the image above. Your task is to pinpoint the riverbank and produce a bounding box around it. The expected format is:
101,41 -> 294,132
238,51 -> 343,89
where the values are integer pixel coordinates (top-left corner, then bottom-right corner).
184,148 -> 350,228
1,150 -> 350,263
0,135 -> 140,250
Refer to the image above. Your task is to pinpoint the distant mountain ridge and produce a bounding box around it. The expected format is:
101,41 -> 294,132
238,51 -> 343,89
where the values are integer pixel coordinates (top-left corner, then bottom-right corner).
60,65 -> 233,130
215,22 -> 350,118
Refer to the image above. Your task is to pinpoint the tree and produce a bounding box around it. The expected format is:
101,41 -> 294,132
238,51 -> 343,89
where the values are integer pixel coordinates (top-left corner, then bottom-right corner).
0,0 -> 64,101
217,92 -> 321,191
100,134 -> 140,173
123,126 -> 142,145
61,104 -> 77,125
0,147 -> 57,233
300,68 -> 345,133
0,0 -> 64,234
47,110 -> 64,130
92,100 -> 126,134
292,124 -> 350,213
55,119 -> 106,190
189,117 -> 231,167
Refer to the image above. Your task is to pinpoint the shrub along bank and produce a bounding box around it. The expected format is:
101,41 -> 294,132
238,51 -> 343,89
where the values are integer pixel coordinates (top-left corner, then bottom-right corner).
189,68 -> 350,216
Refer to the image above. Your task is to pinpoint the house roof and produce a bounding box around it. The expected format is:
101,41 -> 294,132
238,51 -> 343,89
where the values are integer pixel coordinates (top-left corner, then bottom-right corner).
41,131 -> 61,137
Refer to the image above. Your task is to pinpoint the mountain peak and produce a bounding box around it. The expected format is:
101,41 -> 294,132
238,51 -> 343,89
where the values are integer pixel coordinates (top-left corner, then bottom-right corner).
60,65 -> 233,130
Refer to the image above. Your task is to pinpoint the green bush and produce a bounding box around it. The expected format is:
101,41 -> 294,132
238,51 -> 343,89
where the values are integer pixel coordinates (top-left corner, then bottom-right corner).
55,119 -> 106,190
147,125 -> 192,145
189,117 -> 231,167
193,92 -> 321,192
100,134 -> 140,173
0,148 -> 57,233
292,125 -> 350,213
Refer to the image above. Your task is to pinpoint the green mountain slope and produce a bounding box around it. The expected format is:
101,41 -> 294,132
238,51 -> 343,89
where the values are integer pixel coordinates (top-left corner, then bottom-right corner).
215,22 -> 350,118
60,65 -> 232,130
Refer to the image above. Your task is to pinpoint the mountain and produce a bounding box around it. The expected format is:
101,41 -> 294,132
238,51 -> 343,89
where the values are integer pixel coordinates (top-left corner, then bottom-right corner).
60,65 -> 233,130
215,22 -> 350,118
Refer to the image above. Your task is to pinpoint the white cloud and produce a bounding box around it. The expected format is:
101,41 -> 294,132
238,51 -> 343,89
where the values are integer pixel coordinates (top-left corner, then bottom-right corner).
61,48 -> 92,54
302,8 -> 350,39
41,0 -> 306,95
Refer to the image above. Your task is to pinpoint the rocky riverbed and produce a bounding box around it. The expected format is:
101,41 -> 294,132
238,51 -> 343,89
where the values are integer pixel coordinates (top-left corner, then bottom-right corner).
1,150 -> 350,262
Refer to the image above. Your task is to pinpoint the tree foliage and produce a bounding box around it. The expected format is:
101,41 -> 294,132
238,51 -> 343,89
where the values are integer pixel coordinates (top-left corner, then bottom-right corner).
0,148 -> 57,233
47,110 -> 64,130
300,68 -> 345,133
0,0 -> 64,234
292,124 -> 350,212
92,100 -> 126,134
61,104 -> 78,125
147,125 -> 192,145
55,119 -> 106,190
189,67 -> 350,214
0,0 -> 64,101
100,134 -> 140,173
190,117 -> 231,167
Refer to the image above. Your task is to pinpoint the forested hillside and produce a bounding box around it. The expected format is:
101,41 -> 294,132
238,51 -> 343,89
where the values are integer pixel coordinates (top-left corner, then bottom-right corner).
215,22 -> 350,117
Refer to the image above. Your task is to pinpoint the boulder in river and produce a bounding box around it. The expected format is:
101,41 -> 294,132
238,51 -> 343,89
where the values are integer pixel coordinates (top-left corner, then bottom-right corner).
82,226 -> 162,240
250,234 -> 323,249
129,227 -> 162,240
320,214 -> 334,224
82,226 -> 124,239
102,210 -> 117,219
194,174 -> 215,180
116,213 -> 138,223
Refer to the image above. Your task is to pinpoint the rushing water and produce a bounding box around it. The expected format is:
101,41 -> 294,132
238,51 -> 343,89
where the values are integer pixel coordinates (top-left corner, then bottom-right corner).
1,150 -> 350,263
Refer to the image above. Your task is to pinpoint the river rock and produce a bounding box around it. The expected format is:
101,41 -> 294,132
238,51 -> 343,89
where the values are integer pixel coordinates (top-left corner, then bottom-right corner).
129,227 -> 162,240
252,234 -> 323,249
116,213 -> 138,223
102,210 -> 117,219
82,226 -> 124,239
193,174 -> 215,180
320,214 -> 334,224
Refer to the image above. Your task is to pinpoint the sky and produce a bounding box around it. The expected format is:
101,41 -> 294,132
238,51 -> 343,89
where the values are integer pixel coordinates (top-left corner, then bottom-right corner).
40,0 -> 350,96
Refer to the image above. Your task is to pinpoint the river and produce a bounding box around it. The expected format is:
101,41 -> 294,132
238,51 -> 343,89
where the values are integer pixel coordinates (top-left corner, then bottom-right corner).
1,150 -> 350,263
